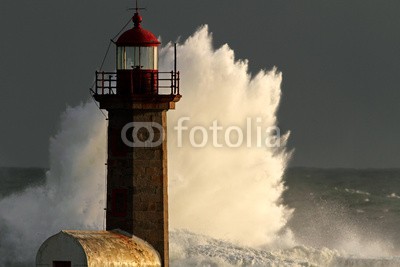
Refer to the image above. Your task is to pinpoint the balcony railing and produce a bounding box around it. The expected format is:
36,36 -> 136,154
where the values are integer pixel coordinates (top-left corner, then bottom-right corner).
93,71 -> 180,96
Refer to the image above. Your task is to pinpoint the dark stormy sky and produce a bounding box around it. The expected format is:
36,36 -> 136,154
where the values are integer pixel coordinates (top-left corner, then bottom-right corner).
0,0 -> 399,168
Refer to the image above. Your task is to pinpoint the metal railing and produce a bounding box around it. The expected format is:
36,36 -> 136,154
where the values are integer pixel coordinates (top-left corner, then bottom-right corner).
95,72 -> 117,95
94,71 -> 180,96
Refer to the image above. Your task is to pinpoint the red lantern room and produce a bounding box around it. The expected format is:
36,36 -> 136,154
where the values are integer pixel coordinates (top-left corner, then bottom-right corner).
116,11 -> 160,95
93,8 -> 181,109
116,12 -> 160,68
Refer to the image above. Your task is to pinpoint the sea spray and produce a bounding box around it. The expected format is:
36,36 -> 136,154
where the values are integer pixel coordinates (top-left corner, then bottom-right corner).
163,26 -> 291,246
0,25 -> 291,265
0,103 -> 106,265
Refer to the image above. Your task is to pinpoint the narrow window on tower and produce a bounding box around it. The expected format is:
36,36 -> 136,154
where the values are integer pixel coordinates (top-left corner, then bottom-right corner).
111,188 -> 128,217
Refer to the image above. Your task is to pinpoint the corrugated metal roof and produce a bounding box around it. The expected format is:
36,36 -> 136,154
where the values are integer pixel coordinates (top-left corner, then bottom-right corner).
63,230 -> 161,266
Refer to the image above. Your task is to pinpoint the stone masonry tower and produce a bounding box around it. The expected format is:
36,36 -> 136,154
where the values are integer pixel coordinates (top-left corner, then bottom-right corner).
92,9 -> 181,267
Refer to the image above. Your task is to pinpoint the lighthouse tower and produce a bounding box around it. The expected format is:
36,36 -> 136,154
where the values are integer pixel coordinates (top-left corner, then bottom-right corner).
36,7 -> 179,267
93,9 -> 181,267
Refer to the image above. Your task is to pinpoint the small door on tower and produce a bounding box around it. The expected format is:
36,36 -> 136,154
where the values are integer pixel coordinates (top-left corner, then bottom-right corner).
53,261 -> 71,267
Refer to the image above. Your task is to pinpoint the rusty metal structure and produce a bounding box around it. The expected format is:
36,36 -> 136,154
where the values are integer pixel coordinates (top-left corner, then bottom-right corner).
36,230 -> 161,266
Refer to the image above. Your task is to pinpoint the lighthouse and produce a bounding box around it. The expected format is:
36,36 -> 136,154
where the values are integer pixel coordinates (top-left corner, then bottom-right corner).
36,7 -> 180,267
93,7 -> 181,266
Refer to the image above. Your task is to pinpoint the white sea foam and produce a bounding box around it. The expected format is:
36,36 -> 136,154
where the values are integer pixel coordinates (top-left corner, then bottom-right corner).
170,230 -> 400,267
162,26 -> 292,247
387,193 -> 400,199
344,188 -> 370,196
0,103 -> 107,265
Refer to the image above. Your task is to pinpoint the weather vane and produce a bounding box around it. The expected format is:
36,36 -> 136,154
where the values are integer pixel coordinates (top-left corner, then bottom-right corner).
128,0 -> 146,13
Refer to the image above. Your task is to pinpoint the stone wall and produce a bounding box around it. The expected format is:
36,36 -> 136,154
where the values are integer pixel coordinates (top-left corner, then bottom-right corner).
106,109 -> 169,266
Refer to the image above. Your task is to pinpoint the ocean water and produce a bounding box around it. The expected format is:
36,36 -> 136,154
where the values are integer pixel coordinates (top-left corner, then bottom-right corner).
283,168 -> 400,252
1,167 -> 400,266
169,168 -> 400,266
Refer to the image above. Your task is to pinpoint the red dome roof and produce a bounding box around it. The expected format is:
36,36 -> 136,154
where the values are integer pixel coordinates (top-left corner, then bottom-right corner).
116,13 -> 160,47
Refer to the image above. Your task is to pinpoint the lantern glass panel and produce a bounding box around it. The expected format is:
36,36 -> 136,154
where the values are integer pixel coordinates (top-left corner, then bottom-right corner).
153,47 -> 158,70
126,47 -> 140,69
117,47 -> 124,69
117,46 -> 158,70
140,47 -> 153,69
